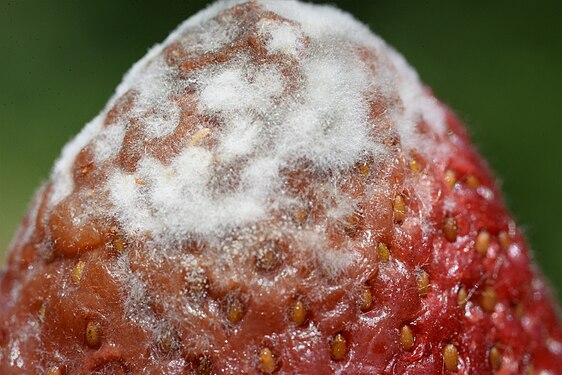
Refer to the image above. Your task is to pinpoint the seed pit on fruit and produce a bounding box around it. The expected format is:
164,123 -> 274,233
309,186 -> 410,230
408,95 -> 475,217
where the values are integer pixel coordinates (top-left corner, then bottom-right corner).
378,242 -> 390,263
409,159 -> 420,172
416,270 -> 430,296
344,210 -> 363,237
465,175 -> 480,188
184,267 -> 209,299
489,345 -> 502,371
289,299 -> 307,326
330,333 -> 347,360
258,347 -> 276,373
196,356 -> 212,375
225,296 -> 245,325
85,321 -> 101,348
36,301 -> 46,323
393,195 -> 406,223
514,302 -> 525,319
0,327 -> 7,347
72,260 -> 86,284
444,169 -> 456,188
457,286 -> 468,307
359,286 -> 372,311
255,240 -> 281,272
292,208 -> 308,225
159,329 -> 177,353
479,286 -> 497,313
109,226 -> 127,254
112,235 -> 126,254
189,128 -> 211,146
498,231 -> 510,250
45,366 -> 63,375
443,216 -> 458,242
475,230 -> 490,256
400,325 -> 414,351
443,344 -> 459,372
357,161 -> 370,176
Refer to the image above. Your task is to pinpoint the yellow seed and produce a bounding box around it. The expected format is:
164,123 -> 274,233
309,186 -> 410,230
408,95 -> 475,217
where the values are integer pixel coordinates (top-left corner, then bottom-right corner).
112,236 -> 126,253
489,346 -> 502,371
465,175 -> 480,188
443,216 -> 458,242
72,261 -> 86,285
457,286 -> 468,307
383,136 -> 396,147
290,300 -> 307,326
475,230 -> 490,256
360,287 -> 372,311
227,299 -> 244,324
514,302 -> 525,319
256,242 -> 279,272
417,270 -> 430,296
293,208 -> 308,224
38,303 -> 46,322
135,177 -> 145,185
161,338 -> 172,353
45,366 -> 62,375
331,333 -> 347,360
110,226 -> 127,253
258,347 -> 276,374
479,286 -> 497,313
498,231 -> 510,250
445,169 -> 456,188
526,364 -> 535,375
196,357 -> 212,375
358,161 -> 370,176
189,128 -> 211,145
393,195 -> 406,223
378,242 -> 390,263
409,159 -> 420,172
344,211 -> 362,236
160,330 -> 175,353
400,325 -> 414,351
85,321 -> 100,348
79,163 -> 93,177
443,344 -> 459,372
44,248 -> 56,263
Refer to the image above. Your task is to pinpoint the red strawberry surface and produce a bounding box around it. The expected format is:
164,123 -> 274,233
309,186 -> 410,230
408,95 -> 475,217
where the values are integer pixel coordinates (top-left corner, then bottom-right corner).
1,1 -> 561,374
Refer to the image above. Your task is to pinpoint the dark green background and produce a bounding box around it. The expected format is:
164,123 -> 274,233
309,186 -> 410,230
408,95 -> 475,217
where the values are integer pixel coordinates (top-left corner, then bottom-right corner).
1,1 -> 561,301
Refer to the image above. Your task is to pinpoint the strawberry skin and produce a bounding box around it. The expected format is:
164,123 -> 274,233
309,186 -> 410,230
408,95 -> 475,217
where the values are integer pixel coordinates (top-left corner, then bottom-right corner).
1,1 -> 561,374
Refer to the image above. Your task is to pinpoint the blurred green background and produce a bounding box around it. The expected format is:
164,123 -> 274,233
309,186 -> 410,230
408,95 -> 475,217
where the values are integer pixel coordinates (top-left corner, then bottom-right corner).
1,1 -> 561,300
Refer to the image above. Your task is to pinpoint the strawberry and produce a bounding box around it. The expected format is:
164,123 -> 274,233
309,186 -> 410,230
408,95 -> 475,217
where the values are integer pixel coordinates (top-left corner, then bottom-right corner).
1,1 -> 561,374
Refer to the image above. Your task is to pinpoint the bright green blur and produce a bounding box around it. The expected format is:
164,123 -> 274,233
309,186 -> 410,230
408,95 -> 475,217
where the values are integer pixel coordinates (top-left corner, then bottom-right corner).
1,1 -> 561,300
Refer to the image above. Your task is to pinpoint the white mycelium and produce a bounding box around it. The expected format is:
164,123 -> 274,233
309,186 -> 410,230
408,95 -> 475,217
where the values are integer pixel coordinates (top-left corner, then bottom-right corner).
47,0 -> 446,245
